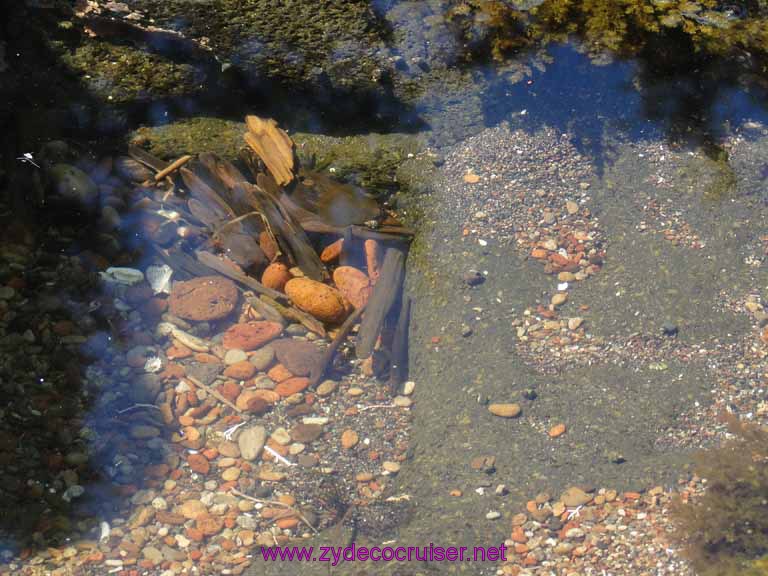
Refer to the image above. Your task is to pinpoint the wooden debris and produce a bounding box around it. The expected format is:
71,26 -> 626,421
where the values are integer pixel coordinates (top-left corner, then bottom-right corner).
186,375 -> 243,414
244,116 -> 295,186
388,295 -> 411,389
355,248 -> 406,360
310,304 -> 367,388
154,155 -> 192,181
195,250 -> 285,301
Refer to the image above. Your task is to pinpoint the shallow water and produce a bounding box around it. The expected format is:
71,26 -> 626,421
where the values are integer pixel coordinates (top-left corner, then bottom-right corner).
3,1 -> 768,574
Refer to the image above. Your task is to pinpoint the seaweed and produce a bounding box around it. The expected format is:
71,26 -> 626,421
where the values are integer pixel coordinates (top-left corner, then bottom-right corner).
672,415 -> 768,576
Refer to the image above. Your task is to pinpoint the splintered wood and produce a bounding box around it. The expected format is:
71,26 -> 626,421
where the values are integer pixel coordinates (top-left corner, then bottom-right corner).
244,115 -> 295,186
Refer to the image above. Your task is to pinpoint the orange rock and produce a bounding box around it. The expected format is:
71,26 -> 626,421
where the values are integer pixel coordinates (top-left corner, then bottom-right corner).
262,262 -> 293,292
341,429 -> 359,449
167,343 -> 192,360
511,526 -> 528,543
275,377 -> 310,397
194,353 -> 221,364
333,266 -> 371,309
320,239 -> 343,263
223,361 -> 256,380
218,380 -> 241,403
364,239 -> 382,284
259,231 -> 279,261
253,389 -> 281,404
285,278 -> 348,324
196,514 -> 223,536
449,489 -> 462,497
185,527 -> 205,542
267,363 -> 294,383
188,454 -> 210,475
222,322 -> 283,350
276,517 -> 299,530
548,423 -> 566,438
531,248 -> 548,259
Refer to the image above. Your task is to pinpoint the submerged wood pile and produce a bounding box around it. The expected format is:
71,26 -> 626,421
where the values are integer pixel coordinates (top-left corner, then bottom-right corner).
126,115 -> 413,389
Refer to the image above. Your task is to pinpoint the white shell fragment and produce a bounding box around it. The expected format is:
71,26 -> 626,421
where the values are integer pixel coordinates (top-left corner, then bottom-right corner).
146,264 -> 173,295
99,521 -> 111,542
144,356 -> 163,373
99,267 -> 145,286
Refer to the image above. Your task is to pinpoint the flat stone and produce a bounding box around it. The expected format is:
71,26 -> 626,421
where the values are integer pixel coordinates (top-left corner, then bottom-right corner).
223,360 -> 256,379
270,338 -> 322,377
560,486 -> 591,507
179,499 -> 207,520
290,423 -> 323,443
223,322 -> 283,351
238,426 -> 267,461
551,293 -> 568,307
168,276 -> 238,321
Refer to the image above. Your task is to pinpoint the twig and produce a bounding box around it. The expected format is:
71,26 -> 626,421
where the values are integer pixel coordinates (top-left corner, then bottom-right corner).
186,375 -> 243,414
264,444 -> 295,467
155,154 -> 192,181
358,404 -> 398,412
231,488 -> 319,534
309,303 -> 366,388
116,404 -> 161,415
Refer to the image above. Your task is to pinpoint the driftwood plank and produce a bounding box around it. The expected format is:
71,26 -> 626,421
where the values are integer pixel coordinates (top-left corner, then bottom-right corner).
388,294 -> 411,389
244,116 -> 295,186
355,248 -> 405,359
310,304 -> 366,388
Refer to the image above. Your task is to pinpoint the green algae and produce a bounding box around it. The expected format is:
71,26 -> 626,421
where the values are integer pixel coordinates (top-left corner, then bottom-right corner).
128,116 -> 435,196
55,40 -> 201,103
122,0 -> 388,91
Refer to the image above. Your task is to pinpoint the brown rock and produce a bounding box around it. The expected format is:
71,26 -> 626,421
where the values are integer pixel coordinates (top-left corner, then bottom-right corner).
320,239 -> 343,263
560,486 -> 591,507
270,339 -> 322,377
236,389 -> 270,413
285,278 -> 348,324
218,380 -> 241,403
333,266 -> 371,309
261,262 -> 293,292
341,429 -> 359,449
218,441 -> 240,458
222,322 -> 282,351
195,514 -> 223,537
275,377 -> 310,397
290,423 -> 323,443
223,361 -> 256,380
188,454 -> 210,475
168,276 -> 238,321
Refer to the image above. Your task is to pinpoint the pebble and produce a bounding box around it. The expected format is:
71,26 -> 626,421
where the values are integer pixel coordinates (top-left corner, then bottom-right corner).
382,461 -> 401,474
290,423 -> 323,443
402,380 -> 416,395
488,403 -> 522,418
551,293 -> 568,307
249,345 -> 275,370
179,499 -> 207,520
341,429 -> 359,449
393,395 -> 413,407
316,380 -> 338,397
486,511 -> 501,520
561,486 -> 592,507
224,349 -> 248,365
548,423 -> 567,438
567,317 -> 584,330
270,427 -> 291,446
565,200 -> 579,214
237,426 -> 267,461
